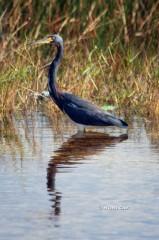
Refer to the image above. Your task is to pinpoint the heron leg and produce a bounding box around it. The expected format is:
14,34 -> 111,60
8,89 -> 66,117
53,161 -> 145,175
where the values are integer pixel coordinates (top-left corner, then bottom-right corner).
77,124 -> 86,133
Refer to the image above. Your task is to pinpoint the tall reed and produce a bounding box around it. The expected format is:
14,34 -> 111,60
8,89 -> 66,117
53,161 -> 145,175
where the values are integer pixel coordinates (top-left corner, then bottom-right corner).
0,0 -> 159,117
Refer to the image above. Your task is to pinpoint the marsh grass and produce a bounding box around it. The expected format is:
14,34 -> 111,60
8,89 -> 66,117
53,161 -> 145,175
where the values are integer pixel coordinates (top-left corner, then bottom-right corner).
0,0 -> 159,118
0,41 -> 159,119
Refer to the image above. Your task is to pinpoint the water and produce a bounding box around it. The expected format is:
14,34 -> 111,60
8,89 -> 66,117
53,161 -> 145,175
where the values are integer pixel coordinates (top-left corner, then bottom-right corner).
0,111 -> 159,240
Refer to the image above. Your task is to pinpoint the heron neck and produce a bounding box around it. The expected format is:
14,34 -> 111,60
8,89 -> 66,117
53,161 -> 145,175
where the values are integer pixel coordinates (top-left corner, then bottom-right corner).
48,44 -> 63,99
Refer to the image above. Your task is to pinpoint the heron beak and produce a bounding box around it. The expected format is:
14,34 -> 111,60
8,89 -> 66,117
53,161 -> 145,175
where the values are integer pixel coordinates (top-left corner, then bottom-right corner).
31,36 -> 53,46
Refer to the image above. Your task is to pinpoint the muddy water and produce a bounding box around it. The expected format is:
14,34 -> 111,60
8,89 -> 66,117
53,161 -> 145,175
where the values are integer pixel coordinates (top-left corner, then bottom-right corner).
0,112 -> 159,240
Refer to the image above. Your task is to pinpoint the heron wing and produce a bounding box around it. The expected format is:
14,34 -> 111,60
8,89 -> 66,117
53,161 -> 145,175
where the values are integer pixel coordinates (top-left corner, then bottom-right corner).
61,92 -> 127,127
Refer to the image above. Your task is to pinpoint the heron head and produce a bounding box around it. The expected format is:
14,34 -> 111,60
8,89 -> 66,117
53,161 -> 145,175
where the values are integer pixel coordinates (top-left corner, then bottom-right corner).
31,34 -> 63,47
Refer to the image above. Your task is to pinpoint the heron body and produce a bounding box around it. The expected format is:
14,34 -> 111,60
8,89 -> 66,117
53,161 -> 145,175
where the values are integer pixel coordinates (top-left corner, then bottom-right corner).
35,34 -> 128,130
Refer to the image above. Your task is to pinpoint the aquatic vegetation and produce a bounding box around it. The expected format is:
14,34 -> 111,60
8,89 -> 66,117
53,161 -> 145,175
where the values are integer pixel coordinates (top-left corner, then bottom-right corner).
0,41 -> 159,118
0,1 -> 159,118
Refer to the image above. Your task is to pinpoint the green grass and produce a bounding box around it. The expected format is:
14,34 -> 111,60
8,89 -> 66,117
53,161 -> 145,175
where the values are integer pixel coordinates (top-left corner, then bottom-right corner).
0,1 -> 159,118
1,41 -> 159,118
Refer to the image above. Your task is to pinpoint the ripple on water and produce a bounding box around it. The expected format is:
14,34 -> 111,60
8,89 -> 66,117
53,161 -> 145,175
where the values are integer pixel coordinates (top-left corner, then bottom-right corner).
0,112 -> 159,240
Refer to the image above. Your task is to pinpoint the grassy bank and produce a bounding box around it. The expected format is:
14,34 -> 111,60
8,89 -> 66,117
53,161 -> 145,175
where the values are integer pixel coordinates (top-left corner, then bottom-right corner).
0,0 -> 159,118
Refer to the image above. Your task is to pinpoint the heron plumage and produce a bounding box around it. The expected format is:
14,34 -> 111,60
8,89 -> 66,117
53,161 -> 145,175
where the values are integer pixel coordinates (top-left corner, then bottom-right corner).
38,34 -> 128,129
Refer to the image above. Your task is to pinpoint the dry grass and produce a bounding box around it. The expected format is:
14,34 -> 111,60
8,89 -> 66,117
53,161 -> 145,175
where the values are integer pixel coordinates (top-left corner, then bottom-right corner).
0,1 -> 159,119
0,40 -> 159,119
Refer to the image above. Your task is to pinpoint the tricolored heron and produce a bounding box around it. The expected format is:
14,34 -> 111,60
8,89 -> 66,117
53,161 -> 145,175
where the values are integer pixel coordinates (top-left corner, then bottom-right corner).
33,34 -> 128,130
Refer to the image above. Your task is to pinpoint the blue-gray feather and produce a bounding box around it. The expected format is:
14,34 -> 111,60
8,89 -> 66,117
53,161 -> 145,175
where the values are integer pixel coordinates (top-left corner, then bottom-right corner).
60,92 -> 128,128
47,34 -> 128,129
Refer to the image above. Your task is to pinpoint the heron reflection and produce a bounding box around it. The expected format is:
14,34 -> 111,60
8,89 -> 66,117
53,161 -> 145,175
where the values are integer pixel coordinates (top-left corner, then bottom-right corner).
47,132 -> 128,218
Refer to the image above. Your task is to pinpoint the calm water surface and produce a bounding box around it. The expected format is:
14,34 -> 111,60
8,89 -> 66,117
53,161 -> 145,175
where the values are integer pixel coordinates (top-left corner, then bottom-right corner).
0,111 -> 159,240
